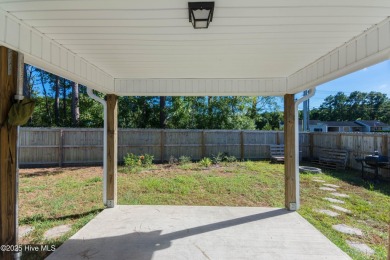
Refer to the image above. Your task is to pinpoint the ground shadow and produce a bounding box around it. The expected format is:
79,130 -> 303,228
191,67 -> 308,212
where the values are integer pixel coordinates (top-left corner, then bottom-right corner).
20,167 -> 97,178
20,209 -> 103,224
47,208 -> 291,260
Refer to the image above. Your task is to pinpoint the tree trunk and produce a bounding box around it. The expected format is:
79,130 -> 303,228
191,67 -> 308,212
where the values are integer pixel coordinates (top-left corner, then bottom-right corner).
39,70 -> 52,125
54,76 -> 60,126
23,64 -> 29,97
159,96 -> 166,128
71,82 -> 80,126
62,79 -> 67,125
208,96 -> 213,128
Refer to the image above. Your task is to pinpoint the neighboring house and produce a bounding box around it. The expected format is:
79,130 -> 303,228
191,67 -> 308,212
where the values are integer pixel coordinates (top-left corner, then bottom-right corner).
355,120 -> 390,132
301,120 -> 390,132
302,120 -> 363,132
307,120 -> 327,132
324,121 -> 363,132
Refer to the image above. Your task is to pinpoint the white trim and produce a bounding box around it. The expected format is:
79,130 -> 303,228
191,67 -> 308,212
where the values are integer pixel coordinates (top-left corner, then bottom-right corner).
114,78 -> 287,96
0,9 -> 114,94
86,88 -> 107,206
288,17 -> 390,93
293,88 -> 316,211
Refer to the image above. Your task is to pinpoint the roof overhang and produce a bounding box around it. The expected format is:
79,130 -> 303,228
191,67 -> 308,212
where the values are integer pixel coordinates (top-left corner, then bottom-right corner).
0,1 -> 389,96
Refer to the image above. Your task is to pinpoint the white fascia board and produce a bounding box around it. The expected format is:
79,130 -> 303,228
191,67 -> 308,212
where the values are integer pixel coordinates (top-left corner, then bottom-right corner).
0,9 -> 114,94
114,78 -> 287,97
287,17 -> 390,93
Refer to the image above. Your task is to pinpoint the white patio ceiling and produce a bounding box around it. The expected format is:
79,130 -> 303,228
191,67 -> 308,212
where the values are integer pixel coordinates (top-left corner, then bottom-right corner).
0,0 -> 389,96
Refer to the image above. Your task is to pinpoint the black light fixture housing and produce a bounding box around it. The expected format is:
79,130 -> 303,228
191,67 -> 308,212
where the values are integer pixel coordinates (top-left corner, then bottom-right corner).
188,2 -> 215,29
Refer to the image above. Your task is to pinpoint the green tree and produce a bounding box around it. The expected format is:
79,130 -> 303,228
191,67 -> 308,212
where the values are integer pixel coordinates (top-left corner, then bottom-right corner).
311,91 -> 390,123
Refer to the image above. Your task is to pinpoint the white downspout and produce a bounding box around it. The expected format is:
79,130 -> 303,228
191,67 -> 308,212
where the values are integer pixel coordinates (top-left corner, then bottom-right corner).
86,88 -> 107,206
294,88 -> 316,210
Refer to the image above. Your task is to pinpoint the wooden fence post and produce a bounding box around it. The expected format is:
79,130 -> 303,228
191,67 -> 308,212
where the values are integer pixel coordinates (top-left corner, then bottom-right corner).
309,133 -> 314,160
160,130 -> 165,163
201,131 -> 206,158
382,135 -> 388,157
336,133 -> 342,149
58,129 -> 63,167
240,131 -> 244,160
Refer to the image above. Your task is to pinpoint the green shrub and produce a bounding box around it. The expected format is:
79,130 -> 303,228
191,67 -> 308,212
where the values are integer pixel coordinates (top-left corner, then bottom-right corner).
179,156 -> 192,165
212,152 -> 237,164
199,157 -> 212,168
141,154 -> 154,167
212,153 -> 224,164
169,155 -> 178,165
124,153 -> 140,167
124,153 -> 154,168
225,155 -> 237,163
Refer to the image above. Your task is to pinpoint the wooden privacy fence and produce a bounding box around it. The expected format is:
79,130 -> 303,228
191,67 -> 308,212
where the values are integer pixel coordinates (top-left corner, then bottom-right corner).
18,128 -> 309,167
19,128 -> 390,177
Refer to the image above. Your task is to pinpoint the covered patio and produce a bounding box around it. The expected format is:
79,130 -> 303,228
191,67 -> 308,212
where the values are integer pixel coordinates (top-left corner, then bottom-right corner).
0,1 -> 389,259
47,205 -> 349,260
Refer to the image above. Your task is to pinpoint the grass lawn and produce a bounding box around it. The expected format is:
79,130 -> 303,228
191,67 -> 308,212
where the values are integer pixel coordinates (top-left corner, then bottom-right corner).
19,161 -> 389,259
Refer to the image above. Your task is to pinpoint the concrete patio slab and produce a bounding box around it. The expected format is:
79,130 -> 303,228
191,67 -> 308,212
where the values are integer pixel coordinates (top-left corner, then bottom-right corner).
47,206 -> 350,260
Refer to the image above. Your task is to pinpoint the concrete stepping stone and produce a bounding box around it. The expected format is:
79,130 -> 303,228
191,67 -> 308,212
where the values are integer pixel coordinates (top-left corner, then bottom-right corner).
319,187 -> 337,191
19,225 -> 34,238
323,183 -> 340,188
323,197 -> 345,204
332,224 -> 363,236
331,192 -> 349,198
346,241 -> 374,255
313,179 -> 326,183
331,205 -> 351,214
315,209 -> 340,217
44,224 -> 71,240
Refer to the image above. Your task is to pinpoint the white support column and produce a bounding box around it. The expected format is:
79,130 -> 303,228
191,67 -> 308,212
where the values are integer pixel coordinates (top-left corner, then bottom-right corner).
86,88 -> 107,206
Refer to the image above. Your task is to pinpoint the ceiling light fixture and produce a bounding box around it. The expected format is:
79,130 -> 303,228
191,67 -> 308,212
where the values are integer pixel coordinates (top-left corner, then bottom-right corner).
188,2 -> 215,29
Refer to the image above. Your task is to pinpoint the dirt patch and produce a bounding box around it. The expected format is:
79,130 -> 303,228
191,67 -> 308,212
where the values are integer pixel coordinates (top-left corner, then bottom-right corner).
20,167 -> 103,178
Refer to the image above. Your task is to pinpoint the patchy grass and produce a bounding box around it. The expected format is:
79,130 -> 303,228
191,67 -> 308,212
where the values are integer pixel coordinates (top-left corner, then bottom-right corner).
19,162 -> 389,259
19,167 -> 105,259
299,168 -> 390,260
118,162 -> 284,207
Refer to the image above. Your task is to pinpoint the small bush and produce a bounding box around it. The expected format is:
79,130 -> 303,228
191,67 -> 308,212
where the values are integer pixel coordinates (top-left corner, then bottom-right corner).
124,153 -> 154,168
212,152 -> 237,164
179,156 -> 192,165
212,153 -> 224,164
199,157 -> 212,168
141,154 -> 154,167
169,155 -> 178,165
225,155 -> 237,163
124,153 -> 140,167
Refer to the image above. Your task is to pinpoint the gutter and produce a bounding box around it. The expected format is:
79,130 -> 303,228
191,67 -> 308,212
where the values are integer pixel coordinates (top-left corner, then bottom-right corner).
86,88 -> 107,206
293,88 -> 316,210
